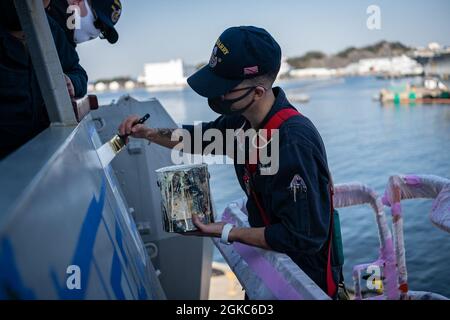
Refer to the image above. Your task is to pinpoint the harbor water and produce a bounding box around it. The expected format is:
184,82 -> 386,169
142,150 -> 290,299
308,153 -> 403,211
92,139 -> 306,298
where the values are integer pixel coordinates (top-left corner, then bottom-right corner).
96,76 -> 450,297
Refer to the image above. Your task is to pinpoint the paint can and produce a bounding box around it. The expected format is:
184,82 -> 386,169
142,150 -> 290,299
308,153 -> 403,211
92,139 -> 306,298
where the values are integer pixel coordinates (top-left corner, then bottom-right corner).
156,163 -> 215,233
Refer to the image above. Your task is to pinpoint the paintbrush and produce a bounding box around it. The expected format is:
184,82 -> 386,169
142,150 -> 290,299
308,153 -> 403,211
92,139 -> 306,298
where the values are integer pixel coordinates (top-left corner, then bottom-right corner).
97,113 -> 150,167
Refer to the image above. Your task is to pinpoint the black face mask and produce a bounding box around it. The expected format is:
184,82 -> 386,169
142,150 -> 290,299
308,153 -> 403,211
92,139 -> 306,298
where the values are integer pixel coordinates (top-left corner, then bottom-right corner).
208,87 -> 256,116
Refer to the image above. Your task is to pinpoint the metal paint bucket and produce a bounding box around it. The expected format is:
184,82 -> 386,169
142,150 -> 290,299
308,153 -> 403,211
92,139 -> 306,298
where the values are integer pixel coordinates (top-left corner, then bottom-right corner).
156,163 -> 215,233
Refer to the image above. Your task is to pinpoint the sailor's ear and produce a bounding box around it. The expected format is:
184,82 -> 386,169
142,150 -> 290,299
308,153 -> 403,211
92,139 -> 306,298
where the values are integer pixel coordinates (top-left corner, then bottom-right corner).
254,86 -> 267,100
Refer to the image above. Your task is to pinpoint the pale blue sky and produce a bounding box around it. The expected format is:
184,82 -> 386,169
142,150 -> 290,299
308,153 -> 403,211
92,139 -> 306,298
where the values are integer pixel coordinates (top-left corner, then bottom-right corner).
77,0 -> 450,81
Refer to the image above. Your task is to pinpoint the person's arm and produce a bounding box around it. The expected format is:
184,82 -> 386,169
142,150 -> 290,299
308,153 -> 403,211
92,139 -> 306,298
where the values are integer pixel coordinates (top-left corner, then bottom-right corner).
64,64 -> 88,98
147,127 -> 184,150
229,227 -> 271,250
119,114 -> 243,154
48,16 -> 88,98
189,215 -> 271,250
118,115 -> 185,149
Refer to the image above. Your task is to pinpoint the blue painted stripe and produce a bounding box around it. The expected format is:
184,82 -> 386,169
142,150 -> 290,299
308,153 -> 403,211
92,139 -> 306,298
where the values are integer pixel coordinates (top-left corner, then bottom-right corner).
110,250 -> 125,300
50,179 -> 106,300
102,216 -> 136,300
0,238 -> 36,300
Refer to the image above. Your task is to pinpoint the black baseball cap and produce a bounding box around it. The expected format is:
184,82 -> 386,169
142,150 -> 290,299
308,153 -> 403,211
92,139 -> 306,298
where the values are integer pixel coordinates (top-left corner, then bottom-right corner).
90,0 -> 122,44
188,26 -> 282,98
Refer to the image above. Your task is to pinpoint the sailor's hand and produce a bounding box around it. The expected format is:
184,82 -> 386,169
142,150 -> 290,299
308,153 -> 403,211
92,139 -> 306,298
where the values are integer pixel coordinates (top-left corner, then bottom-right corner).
182,215 -> 226,238
64,74 -> 75,98
119,115 -> 152,140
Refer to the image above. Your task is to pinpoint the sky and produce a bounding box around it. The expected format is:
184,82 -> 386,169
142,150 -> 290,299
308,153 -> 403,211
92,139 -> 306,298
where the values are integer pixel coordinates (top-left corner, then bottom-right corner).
76,0 -> 450,81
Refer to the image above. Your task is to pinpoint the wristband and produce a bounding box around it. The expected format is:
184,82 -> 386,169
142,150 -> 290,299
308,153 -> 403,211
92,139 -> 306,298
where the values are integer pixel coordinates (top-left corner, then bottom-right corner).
220,223 -> 234,245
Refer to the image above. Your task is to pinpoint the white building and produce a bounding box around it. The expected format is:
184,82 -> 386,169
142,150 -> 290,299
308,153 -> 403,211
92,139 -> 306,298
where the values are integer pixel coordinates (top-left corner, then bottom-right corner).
290,68 -> 337,78
109,81 -> 120,91
124,80 -> 136,90
94,82 -> 107,92
289,55 -> 423,78
87,83 -> 95,92
278,57 -> 292,78
341,55 -> 423,76
143,59 -> 188,87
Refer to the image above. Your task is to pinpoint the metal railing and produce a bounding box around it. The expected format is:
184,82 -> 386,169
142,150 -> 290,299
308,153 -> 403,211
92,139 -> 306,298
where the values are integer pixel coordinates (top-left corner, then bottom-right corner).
14,0 -> 77,126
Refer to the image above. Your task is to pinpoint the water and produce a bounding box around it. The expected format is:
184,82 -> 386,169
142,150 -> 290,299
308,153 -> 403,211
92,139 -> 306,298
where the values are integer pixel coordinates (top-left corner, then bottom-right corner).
97,76 -> 450,297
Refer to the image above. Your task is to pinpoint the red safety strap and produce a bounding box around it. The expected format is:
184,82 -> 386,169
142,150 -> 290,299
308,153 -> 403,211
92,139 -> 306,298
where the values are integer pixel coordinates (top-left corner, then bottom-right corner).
244,107 -> 337,298
244,108 -> 301,225
326,180 -> 337,298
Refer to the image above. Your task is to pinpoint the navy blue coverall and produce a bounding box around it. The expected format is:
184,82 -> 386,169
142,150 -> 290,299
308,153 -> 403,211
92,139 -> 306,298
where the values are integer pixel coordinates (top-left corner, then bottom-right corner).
183,87 -> 341,293
0,17 -> 88,159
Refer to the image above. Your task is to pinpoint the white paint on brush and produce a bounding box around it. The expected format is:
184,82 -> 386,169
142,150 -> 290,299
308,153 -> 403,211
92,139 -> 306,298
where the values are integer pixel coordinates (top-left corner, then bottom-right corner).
97,141 -> 118,168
